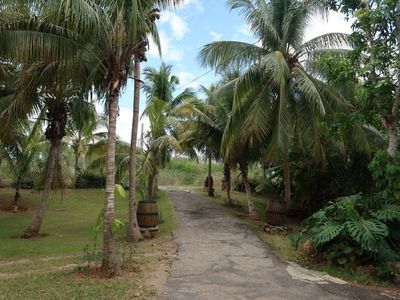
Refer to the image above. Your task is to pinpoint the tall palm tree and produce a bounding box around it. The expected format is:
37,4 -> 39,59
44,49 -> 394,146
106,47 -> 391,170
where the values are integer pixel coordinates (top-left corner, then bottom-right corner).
141,63 -> 195,200
199,0 -> 349,210
2,66 -> 89,238
128,7 -> 162,241
178,84 -> 233,201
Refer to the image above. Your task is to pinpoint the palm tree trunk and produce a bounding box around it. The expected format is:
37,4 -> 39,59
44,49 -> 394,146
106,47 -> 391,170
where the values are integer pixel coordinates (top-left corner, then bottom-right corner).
13,177 -> 21,210
240,162 -> 258,218
74,152 -> 81,185
283,152 -> 291,212
223,163 -> 232,206
127,56 -> 142,241
74,132 -> 81,183
102,91 -> 120,276
22,137 -> 61,237
148,173 -> 154,201
208,153 -> 214,197
153,172 -> 158,195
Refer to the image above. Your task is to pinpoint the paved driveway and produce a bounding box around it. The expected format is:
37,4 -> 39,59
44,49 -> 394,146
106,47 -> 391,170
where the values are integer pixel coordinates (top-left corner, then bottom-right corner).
158,189 -> 398,300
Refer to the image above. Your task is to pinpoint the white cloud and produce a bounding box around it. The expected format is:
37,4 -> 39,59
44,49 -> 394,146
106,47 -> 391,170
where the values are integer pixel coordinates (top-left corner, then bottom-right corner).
116,107 -> 150,143
180,0 -> 204,12
177,71 -> 200,89
160,11 -> 189,40
94,103 -> 150,144
148,31 -> 184,62
209,31 -> 223,41
235,23 -> 252,37
304,11 -> 352,42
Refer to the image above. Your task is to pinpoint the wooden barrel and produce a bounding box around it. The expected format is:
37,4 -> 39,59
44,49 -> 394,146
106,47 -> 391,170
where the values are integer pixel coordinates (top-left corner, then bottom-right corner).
266,196 -> 286,226
137,201 -> 159,228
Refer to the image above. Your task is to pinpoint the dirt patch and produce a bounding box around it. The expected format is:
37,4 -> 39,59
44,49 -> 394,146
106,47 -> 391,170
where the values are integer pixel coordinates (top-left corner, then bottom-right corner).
148,233 -> 177,297
0,204 -> 29,214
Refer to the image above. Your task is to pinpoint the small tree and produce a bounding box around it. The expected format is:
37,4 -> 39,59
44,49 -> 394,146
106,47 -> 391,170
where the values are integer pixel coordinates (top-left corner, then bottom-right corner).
0,120 -> 44,210
328,1 -> 400,160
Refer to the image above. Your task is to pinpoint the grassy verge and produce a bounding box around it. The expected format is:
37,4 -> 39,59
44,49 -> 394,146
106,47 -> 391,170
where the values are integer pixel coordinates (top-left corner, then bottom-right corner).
159,158 -> 223,187
199,187 -> 397,288
0,187 -> 177,300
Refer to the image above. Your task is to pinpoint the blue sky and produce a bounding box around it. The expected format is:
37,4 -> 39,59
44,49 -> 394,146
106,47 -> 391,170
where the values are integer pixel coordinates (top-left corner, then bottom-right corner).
115,0 -> 352,142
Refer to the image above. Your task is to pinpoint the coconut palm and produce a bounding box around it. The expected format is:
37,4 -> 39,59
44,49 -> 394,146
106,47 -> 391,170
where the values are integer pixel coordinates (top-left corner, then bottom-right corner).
128,7 -> 162,241
0,120 -> 45,210
199,0 -> 350,210
177,83 -> 234,201
0,64 -> 91,238
141,63 -> 195,200
66,99 -> 105,183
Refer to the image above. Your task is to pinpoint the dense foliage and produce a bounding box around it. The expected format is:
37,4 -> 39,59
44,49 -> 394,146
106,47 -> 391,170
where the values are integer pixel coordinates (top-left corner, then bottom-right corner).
293,194 -> 400,278
75,172 -> 106,189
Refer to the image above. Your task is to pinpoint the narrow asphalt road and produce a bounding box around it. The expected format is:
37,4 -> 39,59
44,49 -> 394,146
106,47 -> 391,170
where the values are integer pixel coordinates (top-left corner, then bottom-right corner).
158,188 -> 398,300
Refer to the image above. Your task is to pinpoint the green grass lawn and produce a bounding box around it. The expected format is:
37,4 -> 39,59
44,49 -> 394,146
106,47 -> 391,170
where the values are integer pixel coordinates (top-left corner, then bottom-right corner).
0,187 -> 177,300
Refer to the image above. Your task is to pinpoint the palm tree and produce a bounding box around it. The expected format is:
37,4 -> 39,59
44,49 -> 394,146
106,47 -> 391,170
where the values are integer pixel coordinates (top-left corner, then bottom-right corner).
128,7 -> 163,241
0,0 -> 182,275
87,138 -> 137,186
214,70 -> 265,217
66,99 -> 104,183
0,120 -> 45,210
141,63 -> 194,200
199,0 -> 349,210
178,84 -> 233,201
1,66 -> 90,238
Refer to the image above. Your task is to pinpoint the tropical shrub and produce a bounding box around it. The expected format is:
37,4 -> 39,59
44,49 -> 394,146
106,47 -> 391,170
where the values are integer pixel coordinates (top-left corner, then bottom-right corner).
369,150 -> 400,200
11,178 -> 35,189
292,194 -> 400,278
292,149 -> 374,216
75,172 -> 106,189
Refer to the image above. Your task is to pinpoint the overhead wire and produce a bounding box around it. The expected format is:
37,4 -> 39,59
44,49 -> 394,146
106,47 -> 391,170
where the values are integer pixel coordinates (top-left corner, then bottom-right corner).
174,40 -> 258,92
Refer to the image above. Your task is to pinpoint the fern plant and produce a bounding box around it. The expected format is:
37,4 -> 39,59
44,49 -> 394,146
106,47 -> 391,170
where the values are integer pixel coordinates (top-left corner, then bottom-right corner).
293,193 -> 400,267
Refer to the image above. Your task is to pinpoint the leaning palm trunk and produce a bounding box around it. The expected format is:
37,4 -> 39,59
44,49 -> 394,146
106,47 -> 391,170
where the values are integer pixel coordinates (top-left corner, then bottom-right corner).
239,162 -> 258,218
102,92 -> 120,276
127,56 -> 143,241
283,153 -> 291,212
22,137 -> 61,237
223,163 -> 233,206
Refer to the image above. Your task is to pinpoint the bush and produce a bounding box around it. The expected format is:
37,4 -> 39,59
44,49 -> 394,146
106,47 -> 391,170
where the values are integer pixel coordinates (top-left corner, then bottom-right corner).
75,172 -> 106,188
292,194 -> 400,278
292,149 -> 374,216
11,178 -> 35,189
369,150 -> 400,200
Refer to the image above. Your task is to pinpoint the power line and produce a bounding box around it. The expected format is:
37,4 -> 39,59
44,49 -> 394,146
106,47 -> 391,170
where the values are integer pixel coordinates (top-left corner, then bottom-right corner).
175,40 -> 258,92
